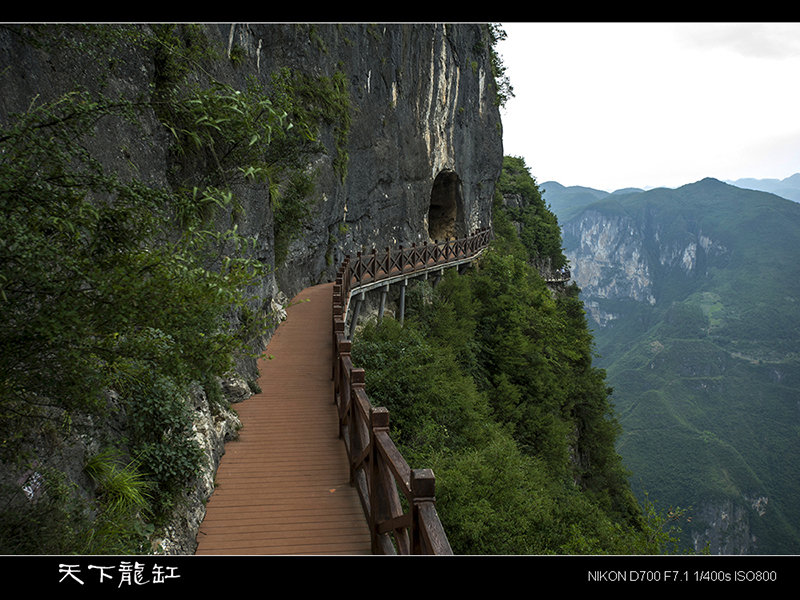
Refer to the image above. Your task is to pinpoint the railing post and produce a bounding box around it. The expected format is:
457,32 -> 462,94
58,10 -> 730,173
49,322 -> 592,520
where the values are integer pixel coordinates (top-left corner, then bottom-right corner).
355,251 -> 363,283
410,469 -> 436,554
349,291 -> 364,337
369,406 -> 390,554
334,337 -> 350,413
411,468 -> 452,554
348,367 -> 366,483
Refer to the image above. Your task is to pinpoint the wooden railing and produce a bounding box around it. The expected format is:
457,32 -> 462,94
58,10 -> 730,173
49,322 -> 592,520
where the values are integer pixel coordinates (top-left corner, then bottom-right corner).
543,268 -> 571,283
347,228 -> 492,291
330,228 -> 491,554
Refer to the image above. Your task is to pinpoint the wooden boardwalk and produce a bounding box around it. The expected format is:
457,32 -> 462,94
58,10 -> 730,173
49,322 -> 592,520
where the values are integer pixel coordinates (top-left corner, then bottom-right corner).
194,282 -> 372,555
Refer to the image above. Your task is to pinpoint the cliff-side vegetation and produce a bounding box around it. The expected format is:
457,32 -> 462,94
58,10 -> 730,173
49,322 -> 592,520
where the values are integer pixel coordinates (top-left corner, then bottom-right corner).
352,156 -> 685,554
0,24 -> 348,554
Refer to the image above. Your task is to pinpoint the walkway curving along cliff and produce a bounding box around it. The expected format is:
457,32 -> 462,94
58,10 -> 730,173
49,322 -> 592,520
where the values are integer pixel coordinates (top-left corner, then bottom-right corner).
195,228 -> 491,555
195,283 -> 371,555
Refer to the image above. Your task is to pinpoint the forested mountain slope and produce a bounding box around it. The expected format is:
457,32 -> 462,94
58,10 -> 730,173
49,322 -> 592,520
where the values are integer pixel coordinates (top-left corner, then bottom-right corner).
549,177 -> 800,554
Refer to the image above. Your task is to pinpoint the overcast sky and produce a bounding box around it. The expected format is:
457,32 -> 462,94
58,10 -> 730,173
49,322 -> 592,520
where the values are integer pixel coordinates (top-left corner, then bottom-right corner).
497,22 -> 800,192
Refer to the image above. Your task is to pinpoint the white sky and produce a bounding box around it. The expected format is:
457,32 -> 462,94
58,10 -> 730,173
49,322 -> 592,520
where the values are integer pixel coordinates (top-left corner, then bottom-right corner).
497,22 -> 800,192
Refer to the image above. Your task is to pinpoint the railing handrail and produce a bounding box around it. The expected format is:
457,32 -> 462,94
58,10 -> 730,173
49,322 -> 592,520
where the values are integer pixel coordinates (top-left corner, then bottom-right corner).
351,227 -> 491,286
543,267 -> 571,283
330,228 -> 491,555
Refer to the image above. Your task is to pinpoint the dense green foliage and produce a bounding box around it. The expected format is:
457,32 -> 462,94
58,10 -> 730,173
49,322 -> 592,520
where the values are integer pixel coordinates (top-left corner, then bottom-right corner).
352,157 -> 685,554
550,178 -> 800,553
487,24 -> 514,108
266,67 -> 351,261
496,156 -> 566,270
0,24 -> 349,554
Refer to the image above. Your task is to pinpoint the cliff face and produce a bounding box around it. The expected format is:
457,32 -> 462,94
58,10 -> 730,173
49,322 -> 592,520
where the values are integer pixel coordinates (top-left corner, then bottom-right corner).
562,204 -> 729,326
0,22 -> 502,307
227,23 -> 503,296
0,23 -> 503,553
563,209 -> 656,324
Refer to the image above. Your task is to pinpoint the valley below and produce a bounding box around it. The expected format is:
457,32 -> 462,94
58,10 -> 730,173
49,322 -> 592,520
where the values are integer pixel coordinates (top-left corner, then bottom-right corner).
545,176 -> 800,554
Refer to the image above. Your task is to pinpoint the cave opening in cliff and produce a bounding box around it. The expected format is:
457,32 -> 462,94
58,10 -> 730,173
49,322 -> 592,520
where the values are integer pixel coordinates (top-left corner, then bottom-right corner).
428,169 -> 463,241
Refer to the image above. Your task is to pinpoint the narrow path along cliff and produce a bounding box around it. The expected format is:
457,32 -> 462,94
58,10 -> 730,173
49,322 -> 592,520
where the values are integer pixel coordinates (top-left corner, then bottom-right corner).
194,283 -> 371,555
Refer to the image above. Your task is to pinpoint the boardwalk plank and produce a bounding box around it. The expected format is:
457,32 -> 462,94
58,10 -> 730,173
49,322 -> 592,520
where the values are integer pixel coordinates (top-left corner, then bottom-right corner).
195,283 -> 371,555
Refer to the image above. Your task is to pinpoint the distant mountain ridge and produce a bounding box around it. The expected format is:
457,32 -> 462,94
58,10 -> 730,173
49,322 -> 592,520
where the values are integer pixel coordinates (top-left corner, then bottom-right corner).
545,177 -> 800,554
725,173 -> 800,202
541,173 -> 800,212
539,180 -> 647,222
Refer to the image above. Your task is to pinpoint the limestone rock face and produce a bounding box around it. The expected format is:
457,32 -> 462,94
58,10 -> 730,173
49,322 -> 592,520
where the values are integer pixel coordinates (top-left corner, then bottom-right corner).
227,23 -> 504,295
0,22 -> 502,311
561,206 -> 728,326
691,499 -> 761,555
564,210 -> 656,306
